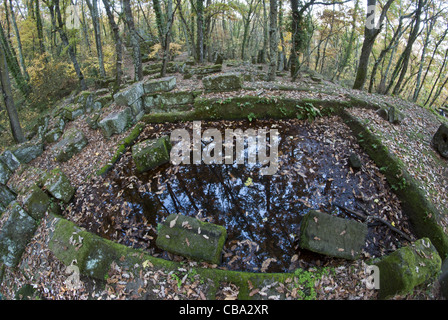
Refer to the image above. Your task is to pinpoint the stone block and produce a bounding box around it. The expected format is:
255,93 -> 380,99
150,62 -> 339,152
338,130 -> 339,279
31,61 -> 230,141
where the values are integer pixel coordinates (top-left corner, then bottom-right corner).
9,139 -> 44,164
0,202 -> 37,267
113,81 -> 144,106
298,210 -> 368,260
21,184 -> 51,220
202,72 -> 243,91
52,128 -> 88,162
156,214 -> 227,265
432,123 -> 448,159
98,107 -> 134,138
374,238 -> 442,299
143,76 -> 177,94
42,168 -> 75,203
132,136 -> 171,173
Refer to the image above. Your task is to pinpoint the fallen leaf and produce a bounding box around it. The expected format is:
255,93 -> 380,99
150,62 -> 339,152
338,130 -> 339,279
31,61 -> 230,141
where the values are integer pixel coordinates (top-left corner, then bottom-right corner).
170,215 -> 179,228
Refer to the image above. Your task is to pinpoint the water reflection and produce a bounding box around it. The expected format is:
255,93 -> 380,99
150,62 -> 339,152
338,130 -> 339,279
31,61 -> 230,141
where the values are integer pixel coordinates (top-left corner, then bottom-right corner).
72,119 -> 390,272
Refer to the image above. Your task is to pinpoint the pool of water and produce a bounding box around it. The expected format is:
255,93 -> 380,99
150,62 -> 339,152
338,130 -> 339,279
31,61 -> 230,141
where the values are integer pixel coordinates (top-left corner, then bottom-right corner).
68,117 -> 408,272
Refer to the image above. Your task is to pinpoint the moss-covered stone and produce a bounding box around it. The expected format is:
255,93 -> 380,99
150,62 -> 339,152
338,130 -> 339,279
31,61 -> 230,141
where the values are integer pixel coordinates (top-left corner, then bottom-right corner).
86,111 -> 102,130
299,210 -> 368,260
48,217 -> 98,273
131,135 -> 172,173
341,110 -> 448,259
156,214 -> 227,265
52,128 -> 89,162
44,127 -> 63,144
96,122 -> 145,176
157,91 -> 195,107
202,72 -> 243,92
47,216 -> 336,300
374,238 -> 441,299
113,81 -> 144,106
0,184 -> 16,209
42,168 -> 75,203
0,202 -> 37,267
0,150 -> 21,172
184,64 -> 222,78
98,107 -> 135,138
0,160 -> 12,185
432,123 -> 448,159
8,139 -> 44,164
143,76 -> 177,94
21,184 -> 51,220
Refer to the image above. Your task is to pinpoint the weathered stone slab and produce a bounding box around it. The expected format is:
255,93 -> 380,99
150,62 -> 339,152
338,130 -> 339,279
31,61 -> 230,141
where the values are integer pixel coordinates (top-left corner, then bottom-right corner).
9,139 -> 44,164
21,184 -> 51,220
377,105 -> 405,124
52,128 -> 88,162
183,64 -> 222,79
143,91 -> 196,113
49,217 -> 130,280
157,91 -> 195,106
114,81 -> 144,106
0,202 -> 37,267
432,123 -> 448,159
298,210 -> 367,260
143,76 -> 177,94
0,184 -> 16,208
202,72 -> 243,91
374,238 -> 441,299
132,135 -> 171,173
156,214 -> 227,265
142,62 -> 185,76
0,150 -> 21,172
44,127 -> 63,144
98,107 -> 134,138
42,168 -> 75,203
0,160 -> 12,185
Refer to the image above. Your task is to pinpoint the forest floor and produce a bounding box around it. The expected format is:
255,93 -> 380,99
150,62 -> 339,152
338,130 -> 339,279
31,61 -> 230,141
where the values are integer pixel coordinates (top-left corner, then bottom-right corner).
1,55 -> 447,301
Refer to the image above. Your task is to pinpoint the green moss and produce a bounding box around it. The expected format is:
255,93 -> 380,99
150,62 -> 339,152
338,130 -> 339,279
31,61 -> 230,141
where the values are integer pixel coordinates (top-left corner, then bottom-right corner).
48,216 -> 339,300
341,110 -> 448,259
156,214 -> 227,265
375,238 -> 442,299
96,122 -> 145,176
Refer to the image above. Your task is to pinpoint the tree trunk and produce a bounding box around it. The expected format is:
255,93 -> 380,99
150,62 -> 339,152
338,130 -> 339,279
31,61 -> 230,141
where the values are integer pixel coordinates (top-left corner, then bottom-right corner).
35,0 -> 46,56
161,0 -> 174,77
54,0 -> 87,90
268,0 -> 278,81
368,16 -> 408,93
102,0 -> 123,88
0,46 -> 25,143
289,0 -> 302,78
123,0 -> 142,81
353,0 -> 393,90
262,0 -> 268,64
86,0 -> 106,78
336,0 -> 359,80
424,48 -> 448,106
390,0 -> 425,96
81,0 -> 92,55
153,0 -> 165,44
197,0 -> 204,63
0,22 -> 30,96
412,13 -> 435,101
8,0 -> 28,81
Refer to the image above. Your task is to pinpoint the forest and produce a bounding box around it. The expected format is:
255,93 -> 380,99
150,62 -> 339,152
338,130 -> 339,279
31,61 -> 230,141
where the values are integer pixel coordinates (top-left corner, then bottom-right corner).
1,0 -> 448,144
1,0 -> 448,301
